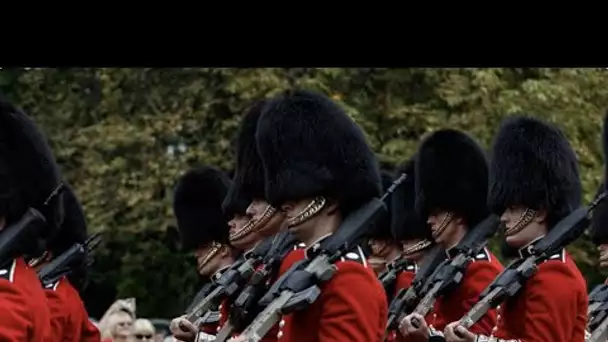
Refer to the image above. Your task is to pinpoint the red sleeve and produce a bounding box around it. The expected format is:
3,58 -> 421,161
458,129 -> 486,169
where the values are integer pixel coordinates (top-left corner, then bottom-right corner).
396,271 -> 415,293
500,261 -> 587,342
452,260 -> 501,335
45,287 -> 69,342
0,281 -> 33,341
317,262 -> 388,342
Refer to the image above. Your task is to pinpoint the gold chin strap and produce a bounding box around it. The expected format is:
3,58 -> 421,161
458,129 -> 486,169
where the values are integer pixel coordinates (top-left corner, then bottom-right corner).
432,212 -> 454,239
198,242 -> 223,269
505,208 -> 536,236
28,251 -> 50,268
229,204 -> 277,241
403,239 -> 433,256
287,197 -> 327,228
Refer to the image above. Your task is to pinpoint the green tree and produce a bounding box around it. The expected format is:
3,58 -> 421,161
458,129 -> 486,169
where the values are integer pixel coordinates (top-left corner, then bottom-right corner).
1,67 -> 607,317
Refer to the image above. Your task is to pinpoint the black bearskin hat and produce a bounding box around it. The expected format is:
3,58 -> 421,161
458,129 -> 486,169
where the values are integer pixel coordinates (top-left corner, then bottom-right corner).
391,158 -> 432,241
416,129 -> 489,227
221,100 -> 267,217
256,90 -> 382,215
0,95 -> 64,241
488,115 -> 582,227
173,166 -> 231,250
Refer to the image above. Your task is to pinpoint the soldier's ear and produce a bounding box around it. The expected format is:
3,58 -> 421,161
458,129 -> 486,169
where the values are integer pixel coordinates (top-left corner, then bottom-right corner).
533,209 -> 548,224
219,244 -> 231,257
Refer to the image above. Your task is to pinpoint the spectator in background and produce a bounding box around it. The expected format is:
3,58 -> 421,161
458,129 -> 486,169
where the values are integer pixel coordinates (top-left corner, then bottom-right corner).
99,299 -> 136,342
100,310 -> 133,342
132,319 -> 156,341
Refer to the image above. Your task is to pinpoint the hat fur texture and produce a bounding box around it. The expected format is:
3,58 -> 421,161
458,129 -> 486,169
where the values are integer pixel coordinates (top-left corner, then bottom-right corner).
173,166 -> 231,250
256,90 -> 382,215
415,129 -> 489,227
0,95 -> 64,239
488,115 -> 582,227
222,100 -> 267,217
391,158 -> 432,241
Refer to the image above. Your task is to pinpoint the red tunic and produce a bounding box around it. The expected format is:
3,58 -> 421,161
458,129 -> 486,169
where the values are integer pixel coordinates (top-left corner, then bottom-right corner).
45,276 -> 101,342
217,246 -> 307,341
492,249 -> 587,342
278,246 -> 388,342
427,248 -> 503,335
0,257 -> 52,341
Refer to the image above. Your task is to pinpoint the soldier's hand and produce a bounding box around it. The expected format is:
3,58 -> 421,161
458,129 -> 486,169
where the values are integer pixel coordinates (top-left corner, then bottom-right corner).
169,315 -> 198,342
444,321 -> 476,342
398,313 -> 430,341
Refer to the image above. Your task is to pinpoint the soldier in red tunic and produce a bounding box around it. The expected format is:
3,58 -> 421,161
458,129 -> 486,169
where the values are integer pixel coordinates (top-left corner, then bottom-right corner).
399,129 -> 504,341
387,158 -> 435,342
36,185 -> 101,342
169,166 -> 238,341
0,95 -> 64,341
443,115 -> 588,342
241,89 -> 388,342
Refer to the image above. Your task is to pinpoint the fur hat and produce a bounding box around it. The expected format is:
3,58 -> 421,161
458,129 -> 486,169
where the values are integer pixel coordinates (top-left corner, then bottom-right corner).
256,90 -> 382,215
173,166 -> 231,250
415,129 -> 489,227
221,100 -> 267,217
488,115 -> 582,227
0,95 -> 64,241
391,158 -> 432,241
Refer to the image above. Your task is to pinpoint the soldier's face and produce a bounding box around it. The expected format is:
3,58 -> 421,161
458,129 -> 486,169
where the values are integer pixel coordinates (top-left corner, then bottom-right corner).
246,199 -> 285,237
501,206 -> 547,249
228,213 -> 260,252
194,243 -> 227,277
368,238 -> 392,274
427,211 -> 463,248
281,198 -> 321,242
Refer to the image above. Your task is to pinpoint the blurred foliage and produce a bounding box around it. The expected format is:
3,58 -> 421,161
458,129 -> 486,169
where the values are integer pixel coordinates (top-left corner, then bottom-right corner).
1,67 -> 608,317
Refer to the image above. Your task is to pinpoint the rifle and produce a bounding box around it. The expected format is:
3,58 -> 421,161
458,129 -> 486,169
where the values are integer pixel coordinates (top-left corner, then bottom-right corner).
457,192 -> 607,334
405,215 -> 500,331
383,244 -> 446,340
0,184 -> 65,268
586,284 -> 608,342
37,232 -> 102,287
237,173 -> 407,342
184,234 -> 276,323
379,257 -> 417,299
214,231 -> 298,341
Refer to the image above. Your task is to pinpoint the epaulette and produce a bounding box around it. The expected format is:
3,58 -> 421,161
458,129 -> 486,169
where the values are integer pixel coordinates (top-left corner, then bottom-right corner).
0,259 -> 16,283
544,249 -> 566,263
293,242 -> 306,251
472,247 -> 491,262
404,263 -> 418,273
339,246 -> 367,267
44,279 -> 61,291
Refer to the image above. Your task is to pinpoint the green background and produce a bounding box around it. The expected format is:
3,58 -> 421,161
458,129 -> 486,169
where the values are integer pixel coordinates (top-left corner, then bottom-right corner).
1,68 -> 606,318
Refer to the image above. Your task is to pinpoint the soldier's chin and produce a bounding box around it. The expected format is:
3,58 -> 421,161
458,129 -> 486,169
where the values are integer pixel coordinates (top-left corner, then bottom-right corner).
229,232 -> 258,251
